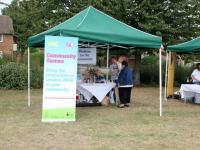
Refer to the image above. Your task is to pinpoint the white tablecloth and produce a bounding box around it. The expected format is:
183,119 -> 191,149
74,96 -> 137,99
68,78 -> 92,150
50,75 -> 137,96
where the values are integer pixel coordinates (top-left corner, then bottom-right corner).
180,84 -> 200,103
77,82 -> 116,102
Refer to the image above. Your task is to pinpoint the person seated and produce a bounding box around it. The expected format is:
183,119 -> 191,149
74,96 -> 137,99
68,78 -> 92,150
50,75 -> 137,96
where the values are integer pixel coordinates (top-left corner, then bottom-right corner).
95,68 -> 106,83
76,74 -> 82,84
191,63 -> 200,84
83,71 -> 91,83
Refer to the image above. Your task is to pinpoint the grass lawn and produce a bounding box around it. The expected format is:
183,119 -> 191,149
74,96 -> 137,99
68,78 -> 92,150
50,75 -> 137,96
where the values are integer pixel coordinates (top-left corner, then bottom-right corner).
0,87 -> 200,150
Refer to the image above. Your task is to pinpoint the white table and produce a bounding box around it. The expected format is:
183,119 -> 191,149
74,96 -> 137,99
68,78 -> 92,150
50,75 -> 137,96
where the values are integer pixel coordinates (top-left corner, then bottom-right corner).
180,84 -> 200,103
77,82 -> 116,102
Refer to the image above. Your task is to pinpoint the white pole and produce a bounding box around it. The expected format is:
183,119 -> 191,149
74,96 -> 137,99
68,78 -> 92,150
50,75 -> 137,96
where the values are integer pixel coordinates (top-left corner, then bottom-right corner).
159,47 -> 163,116
28,47 -> 31,107
106,45 -> 109,80
164,52 -> 169,101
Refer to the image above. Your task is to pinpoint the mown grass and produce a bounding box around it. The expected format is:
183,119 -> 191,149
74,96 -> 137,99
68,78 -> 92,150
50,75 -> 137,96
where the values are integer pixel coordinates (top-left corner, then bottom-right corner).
0,88 -> 200,150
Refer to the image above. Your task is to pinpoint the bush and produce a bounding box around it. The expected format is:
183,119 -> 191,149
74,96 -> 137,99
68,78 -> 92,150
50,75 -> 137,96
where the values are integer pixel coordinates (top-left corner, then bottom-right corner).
140,62 -> 193,86
140,63 -> 166,86
30,66 -> 43,88
141,64 -> 158,85
174,65 -> 193,86
140,55 -> 163,86
0,56 -> 13,65
141,55 -> 158,65
0,62 -> 44,90
0,58 -> 8,65
31,51 -> 44,67
0,62 -> 28,90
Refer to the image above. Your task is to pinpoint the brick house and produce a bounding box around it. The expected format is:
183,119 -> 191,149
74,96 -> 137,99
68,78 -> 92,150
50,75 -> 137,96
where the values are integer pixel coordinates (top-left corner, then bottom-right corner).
0,15 -> 14,57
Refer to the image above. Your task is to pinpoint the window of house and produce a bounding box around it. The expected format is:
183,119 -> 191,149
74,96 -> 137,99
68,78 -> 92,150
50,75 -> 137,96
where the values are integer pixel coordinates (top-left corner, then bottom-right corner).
0,34 -> 3,42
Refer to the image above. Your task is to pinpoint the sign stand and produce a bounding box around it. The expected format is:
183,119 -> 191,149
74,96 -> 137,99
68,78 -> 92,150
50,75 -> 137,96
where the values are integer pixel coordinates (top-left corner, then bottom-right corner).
42,36 -> 78,122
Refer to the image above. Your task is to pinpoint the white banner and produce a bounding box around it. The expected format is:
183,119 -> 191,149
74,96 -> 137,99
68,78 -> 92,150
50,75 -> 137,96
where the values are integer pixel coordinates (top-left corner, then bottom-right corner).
42,35 -> 78,122
78,48 -> 96,65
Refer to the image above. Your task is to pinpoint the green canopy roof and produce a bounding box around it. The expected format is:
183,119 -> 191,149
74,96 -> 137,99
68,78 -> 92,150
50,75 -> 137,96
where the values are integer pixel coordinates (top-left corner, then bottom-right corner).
28,6 -> 162,48
167,36 -> 200,53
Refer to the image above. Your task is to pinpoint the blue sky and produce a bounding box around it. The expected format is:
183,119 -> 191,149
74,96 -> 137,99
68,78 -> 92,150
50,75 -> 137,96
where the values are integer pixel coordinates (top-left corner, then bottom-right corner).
0,0 -> 12,14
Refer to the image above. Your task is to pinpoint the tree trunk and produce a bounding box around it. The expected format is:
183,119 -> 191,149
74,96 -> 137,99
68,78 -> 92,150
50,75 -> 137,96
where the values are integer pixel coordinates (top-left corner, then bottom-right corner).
134,51 -> 141,85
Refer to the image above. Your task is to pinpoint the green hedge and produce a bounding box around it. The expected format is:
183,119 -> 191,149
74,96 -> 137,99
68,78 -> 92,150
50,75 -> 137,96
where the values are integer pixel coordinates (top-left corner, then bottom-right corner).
140,63 -> 193,86
141,55 -> 158,65
31,51 -> 44,67
0,62 -> 43,90
0,62 -> 28,90
0,55 -> 194,89
30,66 -> 43,88
174,65 -> 193,86
140,56 -> 163,86
0,56 -> 13,65
140,63 -> 166,85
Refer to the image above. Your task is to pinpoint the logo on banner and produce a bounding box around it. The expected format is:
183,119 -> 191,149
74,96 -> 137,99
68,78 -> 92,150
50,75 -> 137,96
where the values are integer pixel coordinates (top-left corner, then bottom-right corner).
48,41 -> 59,47
66,42 -> 74,48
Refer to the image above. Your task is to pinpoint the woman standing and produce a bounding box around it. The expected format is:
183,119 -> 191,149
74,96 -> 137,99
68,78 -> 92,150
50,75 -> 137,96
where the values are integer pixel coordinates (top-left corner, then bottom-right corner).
118,61 -> 133,108
110,56 -> 120,103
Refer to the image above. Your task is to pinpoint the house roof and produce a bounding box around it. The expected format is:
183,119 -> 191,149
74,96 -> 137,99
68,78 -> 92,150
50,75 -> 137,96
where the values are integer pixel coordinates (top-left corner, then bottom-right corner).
0,15 -> 14,34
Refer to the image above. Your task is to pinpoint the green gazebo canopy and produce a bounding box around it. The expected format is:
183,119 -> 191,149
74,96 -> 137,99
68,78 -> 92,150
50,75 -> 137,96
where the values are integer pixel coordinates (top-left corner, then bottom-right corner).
28,6 -> 161,48
167,36 -> 200,53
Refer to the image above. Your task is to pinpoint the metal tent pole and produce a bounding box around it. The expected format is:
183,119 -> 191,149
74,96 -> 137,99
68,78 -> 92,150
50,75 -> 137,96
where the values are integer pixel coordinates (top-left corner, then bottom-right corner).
159,47 -> 163,116
28,47 -> 31,107
106,45 -> 109,80
164,52 -> 169,101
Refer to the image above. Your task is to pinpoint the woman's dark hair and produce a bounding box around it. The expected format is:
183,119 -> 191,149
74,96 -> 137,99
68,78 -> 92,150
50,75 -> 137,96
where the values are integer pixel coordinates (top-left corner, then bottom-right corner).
196,63 -> 200,69
122,61 -> 128,67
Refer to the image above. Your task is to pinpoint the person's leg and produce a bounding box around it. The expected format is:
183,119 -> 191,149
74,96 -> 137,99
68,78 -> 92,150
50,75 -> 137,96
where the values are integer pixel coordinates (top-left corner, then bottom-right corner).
126,87 -> 132,104
123,87 -> 131,107
112,87 -> 116,103
115,87 -> 119,105
123,88 -> 128,106
114,80 -> 120,104
118,88 -> 123,104
113,89 -> 116,102
113,80 -> 118,102
118,88 -> 125,107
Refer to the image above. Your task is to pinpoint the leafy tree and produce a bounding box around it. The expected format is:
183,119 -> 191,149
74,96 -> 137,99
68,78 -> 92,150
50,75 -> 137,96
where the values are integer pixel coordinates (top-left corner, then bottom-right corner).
3,0 -> 200,84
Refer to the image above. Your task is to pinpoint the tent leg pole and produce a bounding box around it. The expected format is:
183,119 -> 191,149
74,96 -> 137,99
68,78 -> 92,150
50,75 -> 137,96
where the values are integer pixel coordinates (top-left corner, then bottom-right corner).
28,47 -> 31,107
164,52 -> 169,101
159,47 -> 162,117
106,45 -> 109,80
